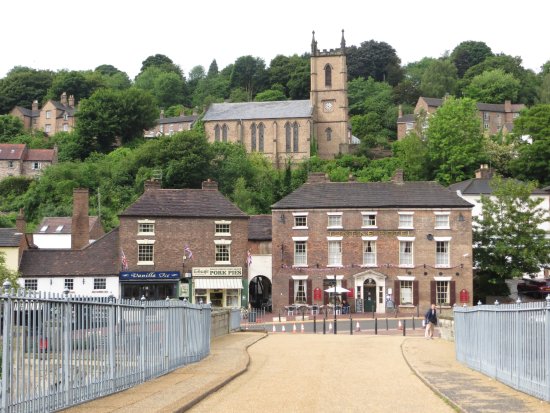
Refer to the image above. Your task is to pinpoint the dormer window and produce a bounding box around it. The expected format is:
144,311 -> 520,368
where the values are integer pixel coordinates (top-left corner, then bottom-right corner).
55,225 -> 63,233
40,225 -> 48,233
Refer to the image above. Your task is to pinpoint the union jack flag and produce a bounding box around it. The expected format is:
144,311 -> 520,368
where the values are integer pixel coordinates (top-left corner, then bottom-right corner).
184,245 -> 193,260
246,250 -> 252,266
121,248 -> 129,271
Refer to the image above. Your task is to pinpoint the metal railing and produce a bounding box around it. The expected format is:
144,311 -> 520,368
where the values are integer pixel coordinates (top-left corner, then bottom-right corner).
0,287 -> 211,413
229,308 -> 241,331
454,298 -> 550,401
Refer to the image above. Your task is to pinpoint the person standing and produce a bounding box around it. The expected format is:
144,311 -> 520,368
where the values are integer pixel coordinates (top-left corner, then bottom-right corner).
425,303 -> 438,339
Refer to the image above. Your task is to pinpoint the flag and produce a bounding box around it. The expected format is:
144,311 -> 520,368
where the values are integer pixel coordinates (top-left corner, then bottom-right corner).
121,248 -> 129,271
246,250 -> 252,266
184,245 -> 193,260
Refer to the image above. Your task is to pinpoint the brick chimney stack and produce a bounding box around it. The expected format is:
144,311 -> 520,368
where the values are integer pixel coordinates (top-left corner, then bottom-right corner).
60,92 -> 68,106
475,164 -> 494,179
398,104 -> 403,118
391,169 -> 404,184
307,172 -> 328,184
16,208 -> 26,234
202,179 -> 219,190
68,95 -> 75,108
72,188 -> 90,250
144,179 -> 161,192
32,100 -> 38,111
504,100 -> 512,113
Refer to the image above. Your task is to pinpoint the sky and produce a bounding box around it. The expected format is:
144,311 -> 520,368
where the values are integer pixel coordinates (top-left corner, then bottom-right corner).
2,0 -> 548,81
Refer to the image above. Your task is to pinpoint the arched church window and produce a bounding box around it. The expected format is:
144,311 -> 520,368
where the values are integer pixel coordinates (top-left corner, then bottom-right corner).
285,122 -> 291,152
251,123 -> 257,151
293,122 -> 299,152
258,123 -> 265,152
214,124 -> 220,142
222,124 -> 228,142
324,64 -> 332,87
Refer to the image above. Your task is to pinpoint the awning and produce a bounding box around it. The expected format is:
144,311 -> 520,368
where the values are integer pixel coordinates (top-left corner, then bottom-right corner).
194,278 -> 243,289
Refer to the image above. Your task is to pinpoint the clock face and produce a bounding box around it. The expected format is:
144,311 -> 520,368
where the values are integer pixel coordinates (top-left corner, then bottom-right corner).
323,101 -> 334,112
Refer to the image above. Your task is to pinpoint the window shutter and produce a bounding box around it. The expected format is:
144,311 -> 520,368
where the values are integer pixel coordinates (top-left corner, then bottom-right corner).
288,279 -> 294,305
307,279 -> 313,305
430,281 -> 436,305
413,280 -> 419,306
394,280 -> 400,305
450,281 -> 456,306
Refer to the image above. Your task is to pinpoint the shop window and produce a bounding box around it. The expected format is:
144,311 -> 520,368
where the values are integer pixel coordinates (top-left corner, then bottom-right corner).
226,289 -> 239,307
195,289 -> 207,304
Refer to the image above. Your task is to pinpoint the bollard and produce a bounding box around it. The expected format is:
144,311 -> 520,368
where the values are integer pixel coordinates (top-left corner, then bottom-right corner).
385,317 -> 388,330
323,317 -> 326,334
350,317 -> 353,335
403,319 -> 406,336
412,316 -> 415,330
278,310 -> 281,323
314,315 -> 317,334
375,317 -> 378,335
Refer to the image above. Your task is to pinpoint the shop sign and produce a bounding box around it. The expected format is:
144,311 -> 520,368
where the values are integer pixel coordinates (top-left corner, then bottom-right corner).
192,267 -> 243,277
327,230 -> 413,237
313,288 -> 322,300
119,271 -> 180,281
179,283 -> 189,297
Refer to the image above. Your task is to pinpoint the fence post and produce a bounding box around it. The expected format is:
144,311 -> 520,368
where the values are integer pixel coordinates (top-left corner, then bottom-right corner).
313,315 -> 316,334
375,317 -> 378,335
1,281 -> 13,411
403,319 -> 406,336
109,295 -> 116,392
349,315 -> 353,335
140,296 -> 146,381
63,288 -> 72,405
323,316 -> 326,334
546,295 -> 550,401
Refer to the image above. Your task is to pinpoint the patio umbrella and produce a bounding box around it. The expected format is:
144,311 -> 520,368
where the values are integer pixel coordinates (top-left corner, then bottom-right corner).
324,286 -> 350,294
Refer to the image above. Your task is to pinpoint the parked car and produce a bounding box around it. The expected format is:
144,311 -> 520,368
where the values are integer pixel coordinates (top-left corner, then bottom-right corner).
517,279 -> 550,298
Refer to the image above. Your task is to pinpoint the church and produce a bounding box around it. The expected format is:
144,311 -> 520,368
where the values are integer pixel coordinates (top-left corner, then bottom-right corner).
202,31 -> 353,166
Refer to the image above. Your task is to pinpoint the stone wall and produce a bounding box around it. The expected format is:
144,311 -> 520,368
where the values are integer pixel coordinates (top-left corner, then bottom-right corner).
438,316 -> 455,341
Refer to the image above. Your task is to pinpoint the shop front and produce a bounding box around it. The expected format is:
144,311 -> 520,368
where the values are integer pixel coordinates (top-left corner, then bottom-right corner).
192,267 -> 243,308
119,271 -> 180,300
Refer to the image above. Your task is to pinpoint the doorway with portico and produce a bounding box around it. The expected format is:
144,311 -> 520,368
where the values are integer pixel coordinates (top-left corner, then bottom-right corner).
353,269 -> 387,314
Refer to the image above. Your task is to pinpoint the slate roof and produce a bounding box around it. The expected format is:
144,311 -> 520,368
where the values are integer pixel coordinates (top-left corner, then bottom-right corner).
159,115 -> 198,125
36,216 -> 100,235
19,228 -> 119,277
119,189 -> 248,218
420,97 -> 524,113
449,179 -> 548,195
272,181 -> 473,210
248,215 -> 272,241
51,101 -> 76,116
396,114 -> 415,123
14,106 -> 40,118
203,100 -> 312,121
0,228 -> 22,247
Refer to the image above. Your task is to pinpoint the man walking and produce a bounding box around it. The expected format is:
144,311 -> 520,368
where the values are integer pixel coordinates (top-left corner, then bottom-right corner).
425,303 -> 437,339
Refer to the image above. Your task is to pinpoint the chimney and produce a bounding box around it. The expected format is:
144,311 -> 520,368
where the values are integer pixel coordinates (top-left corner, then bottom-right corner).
60,92 -> 68,106
391,169 -> 404,184
16,208 -> 26,234
32,100 -> 38,111
348,174 -> 356,182
72,188 -> 90,250
160,109 -> 164,119
192,107 -> 198,116
202,179 -> 219,190
144,179 -> 161,192
68,95 -> 75,108
307,172 -> 328,184
398,104 -> 403,118
475,164 -> 494,179
504,100 -> 512,113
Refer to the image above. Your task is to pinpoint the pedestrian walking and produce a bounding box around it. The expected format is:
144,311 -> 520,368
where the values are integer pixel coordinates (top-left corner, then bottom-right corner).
424,303 -> 437,339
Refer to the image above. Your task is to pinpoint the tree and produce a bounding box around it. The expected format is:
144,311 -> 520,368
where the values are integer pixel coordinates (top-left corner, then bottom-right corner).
426,97 -> 484,185
403,58 -> 437,89
0,67 -> 54,114
268,54 -> 310,99
420,59 -> 458,98
392,133 -> 430,181
392,79 -> 420,105
0,252 -> 19,287
254,89 -> 287,102
463,69 -> 521,103
509,104 -> 550,186
207,60 -> 219,77
45,70 -> 103,102
139,54 -> 182,77
134,66 -> 187,108
450,40 -> 493,78
76,88 -> 157,155
538,73 -> 550,103
230,56 -> 268,101
95,65 -> 131,90
0,115 -> 24,142
474,176 -> 550,283
347,40 -> 403,85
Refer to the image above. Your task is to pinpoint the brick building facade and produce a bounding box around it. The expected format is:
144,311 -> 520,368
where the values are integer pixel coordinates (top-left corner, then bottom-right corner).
118,180 -> 250,305
397,96 -> 525,140
271,172 -> 474,315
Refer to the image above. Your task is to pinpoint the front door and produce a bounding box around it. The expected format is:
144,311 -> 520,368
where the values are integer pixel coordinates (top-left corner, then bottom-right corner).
363,279 -> 376,312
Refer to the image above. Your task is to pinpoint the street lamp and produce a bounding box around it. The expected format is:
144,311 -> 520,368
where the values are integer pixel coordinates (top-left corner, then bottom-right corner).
183,255 -> 193,303
333,274 -> 337,334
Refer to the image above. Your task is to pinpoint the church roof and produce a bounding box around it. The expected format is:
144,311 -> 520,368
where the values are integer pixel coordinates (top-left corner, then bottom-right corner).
203,100 -> 312,121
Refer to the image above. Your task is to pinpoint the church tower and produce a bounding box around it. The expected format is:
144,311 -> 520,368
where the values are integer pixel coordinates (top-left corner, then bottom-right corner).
310,30 -> 350,159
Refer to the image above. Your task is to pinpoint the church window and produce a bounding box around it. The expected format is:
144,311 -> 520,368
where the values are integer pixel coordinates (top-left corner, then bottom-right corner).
326,127 -> 332,141
214,124 -> 220,142
285,122 -> 291,152
324,64 -> 332,87
293,122 -> 299,152
251,123 -> 257,151
222,124 -> 228,142
258,123 -> 265,152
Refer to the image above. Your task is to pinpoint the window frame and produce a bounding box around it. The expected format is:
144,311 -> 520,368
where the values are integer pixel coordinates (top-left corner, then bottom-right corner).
399,280 -> 414,305
64,278 -> 74,291
434,212 -> 450,229
327,238 -> 342,267
398,212 -> 414,229
362,237 -> 377,267
435,237 -> 451,267
215,220 -> 231,236
361,211 -> 377,228
214,239 -> 231,264
94,278 -> 107,290
292,212 -> 308,229
327,212 -> 343,229
293,239 -> 308,267
138,219 -> 155,235
398,237 -> 414,267
25,279 -> 38,290
137,240 -> 155,265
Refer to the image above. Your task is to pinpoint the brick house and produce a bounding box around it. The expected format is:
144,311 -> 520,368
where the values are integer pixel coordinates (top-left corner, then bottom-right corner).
0,143 -> 57,180
10,92 -> 77,136
202,31 -> 352,166
118,180 -> 249,306
144,110 -> 198,138
397,96 -> 525,140
271,172 -> 474,316
247,215 -> 272,310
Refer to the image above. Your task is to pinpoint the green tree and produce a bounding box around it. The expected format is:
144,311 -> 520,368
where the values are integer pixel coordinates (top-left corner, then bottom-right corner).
135,66 -> 187,108
254,89 -> 287,102
450,40 -> 493,78
0,67 -> 54,114
392,79 -> 420,105
76,88 -> 157,155
0,115 -> 24,142
45,70 -> 103,102
0,252 -> 19,287
474,176 -> 550,282
463,69 -> 521,103
268,54 -> 310,99
403,58 -> 437,89
94,65 -> 131,90
347,40 -> 403,85
420,59 -> 458,98
392,133 -> 430,181
207,60 -> 219,77
192,75 -> 229,108
509,104 -> 550,186
139,54 -> 182,77
230,56 -> 268,101
538,73 -> 550,103
426,97 -> 484,185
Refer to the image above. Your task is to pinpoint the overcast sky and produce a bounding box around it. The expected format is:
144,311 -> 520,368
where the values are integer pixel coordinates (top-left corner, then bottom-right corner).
2,0 -> 548,80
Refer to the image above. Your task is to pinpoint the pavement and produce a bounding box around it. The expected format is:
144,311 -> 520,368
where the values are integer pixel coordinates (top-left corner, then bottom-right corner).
62,329 -> 550,413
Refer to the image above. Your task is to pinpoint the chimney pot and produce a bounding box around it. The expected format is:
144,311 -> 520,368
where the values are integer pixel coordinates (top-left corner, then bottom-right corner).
475,164 -> 494,179
60,92 -> 68,106
68,95 -> 75,108
32,100 -> 39,111
16,208 -> 26,234
144,179 -> 161,192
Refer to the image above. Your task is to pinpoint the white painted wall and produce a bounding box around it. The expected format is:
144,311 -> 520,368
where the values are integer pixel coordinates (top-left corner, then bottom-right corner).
33,234 -> 71,249
0,246 -> 19,272
248,254 -> 272,282
18,276 -> 120,297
